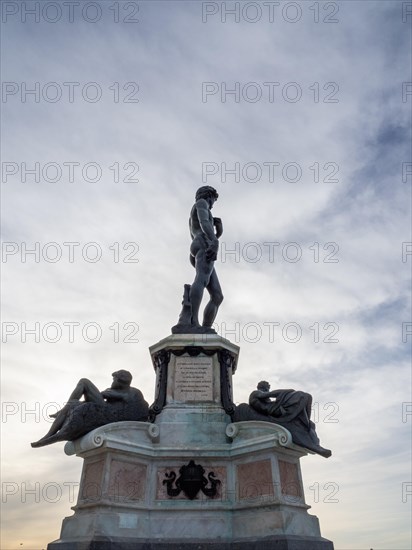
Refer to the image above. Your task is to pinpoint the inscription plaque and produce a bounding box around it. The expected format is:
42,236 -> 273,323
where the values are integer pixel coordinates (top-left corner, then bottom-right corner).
174,356 -> 213,401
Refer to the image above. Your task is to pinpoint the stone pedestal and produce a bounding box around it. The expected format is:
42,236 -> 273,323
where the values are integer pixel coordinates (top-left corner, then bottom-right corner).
148,334 -> 238,446
48,335 -> 333,549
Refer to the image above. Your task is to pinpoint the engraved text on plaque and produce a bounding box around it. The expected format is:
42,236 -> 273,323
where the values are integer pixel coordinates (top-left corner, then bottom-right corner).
174,356 -> 214,401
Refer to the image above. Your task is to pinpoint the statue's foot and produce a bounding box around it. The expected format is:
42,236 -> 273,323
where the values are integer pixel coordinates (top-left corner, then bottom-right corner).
31,434 -> 61,448
31,438 -> 48,448
318,447 -> 332,458
171,323 -> 215,335
202,325 -> 217,334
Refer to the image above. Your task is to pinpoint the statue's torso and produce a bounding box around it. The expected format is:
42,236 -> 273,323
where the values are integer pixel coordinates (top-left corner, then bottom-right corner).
189,203 -> 213,241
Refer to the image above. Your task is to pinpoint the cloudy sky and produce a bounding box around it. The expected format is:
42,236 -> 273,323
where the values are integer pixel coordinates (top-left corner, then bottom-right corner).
1,1 -> 411,548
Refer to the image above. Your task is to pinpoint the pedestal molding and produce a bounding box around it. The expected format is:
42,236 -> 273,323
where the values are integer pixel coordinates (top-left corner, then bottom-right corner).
64,421 -> 158,456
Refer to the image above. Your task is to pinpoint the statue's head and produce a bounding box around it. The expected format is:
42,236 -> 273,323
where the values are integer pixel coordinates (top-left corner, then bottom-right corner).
196,186 -> 219,206
257,380 -> 270,391
112,370 -> 133,388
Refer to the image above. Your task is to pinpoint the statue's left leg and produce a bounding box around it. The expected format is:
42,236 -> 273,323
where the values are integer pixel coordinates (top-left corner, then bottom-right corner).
31,432 -> 66,448
69,378 -> 104,403
49,379 -> 103,419
203,269 -> 224,328
293,391 -> 313,430
31,402 -> 81,446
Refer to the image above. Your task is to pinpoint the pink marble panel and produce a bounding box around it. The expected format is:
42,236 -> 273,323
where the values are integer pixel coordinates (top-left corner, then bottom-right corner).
236,460 -> 274,501
81,459 -> 104,501
107,459 -> 147,501
278,459 -> 302,498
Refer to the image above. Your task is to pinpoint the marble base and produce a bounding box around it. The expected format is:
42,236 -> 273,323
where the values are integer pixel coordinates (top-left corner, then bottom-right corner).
48,335 -> 333,550
49,420 -> 332,549
48,535 -> 333,549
